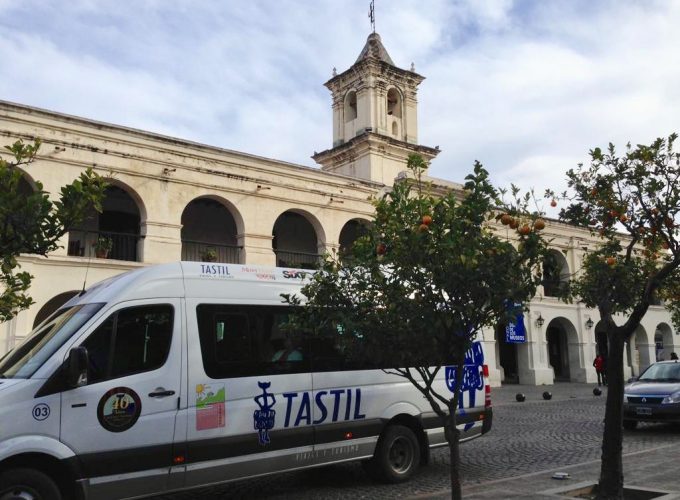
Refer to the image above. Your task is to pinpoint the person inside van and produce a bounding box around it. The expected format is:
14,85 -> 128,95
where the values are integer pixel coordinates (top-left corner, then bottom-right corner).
272,335 -> 303,362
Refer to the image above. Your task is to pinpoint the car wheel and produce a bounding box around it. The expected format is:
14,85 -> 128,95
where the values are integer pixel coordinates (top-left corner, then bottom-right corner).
366,424 -> 421,483
0,468 -> 62,500
623,420 -> 638,430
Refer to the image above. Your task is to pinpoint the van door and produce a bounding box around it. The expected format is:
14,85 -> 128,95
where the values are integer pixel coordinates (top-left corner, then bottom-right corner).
60,300 -> 182,500
183,303 -> 314,487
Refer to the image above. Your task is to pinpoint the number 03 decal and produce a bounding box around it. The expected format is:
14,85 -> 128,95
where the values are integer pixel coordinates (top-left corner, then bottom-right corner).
32,403 -> 50,421
97,387 -> 142,433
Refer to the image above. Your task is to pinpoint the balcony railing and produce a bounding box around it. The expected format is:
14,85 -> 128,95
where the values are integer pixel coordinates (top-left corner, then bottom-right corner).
67,229 -> 141,262
182,240 -> 242,264
274,250 -> 321,270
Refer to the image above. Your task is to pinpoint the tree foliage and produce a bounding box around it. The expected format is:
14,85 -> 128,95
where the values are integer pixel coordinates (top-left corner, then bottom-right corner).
548,133 -> 680,499
0,139 -> 107,322
285,155 -> 548,499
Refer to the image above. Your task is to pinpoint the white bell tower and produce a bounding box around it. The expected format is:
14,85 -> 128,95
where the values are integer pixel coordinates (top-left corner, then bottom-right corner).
313,32 -> 439,185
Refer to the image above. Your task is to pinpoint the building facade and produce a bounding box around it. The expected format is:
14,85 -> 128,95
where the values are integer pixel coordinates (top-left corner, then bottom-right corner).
1,32 -> 676,386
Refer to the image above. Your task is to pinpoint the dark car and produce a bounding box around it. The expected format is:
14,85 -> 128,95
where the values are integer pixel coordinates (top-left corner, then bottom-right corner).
623,360 -> 680,430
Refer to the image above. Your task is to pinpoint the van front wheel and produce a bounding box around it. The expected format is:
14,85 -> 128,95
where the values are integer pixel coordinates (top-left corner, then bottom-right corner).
366,424 -> 421,483
0,468 -> 62,500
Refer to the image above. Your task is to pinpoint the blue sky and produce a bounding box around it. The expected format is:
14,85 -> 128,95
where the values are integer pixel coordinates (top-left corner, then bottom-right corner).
1,0 -> 678,196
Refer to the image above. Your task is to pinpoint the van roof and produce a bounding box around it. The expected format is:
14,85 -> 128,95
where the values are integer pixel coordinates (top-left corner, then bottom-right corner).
63,262 -> 313,309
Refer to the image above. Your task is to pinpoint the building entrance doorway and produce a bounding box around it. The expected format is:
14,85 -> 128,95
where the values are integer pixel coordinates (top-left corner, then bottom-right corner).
496,323 -> 519,384
547,324 -> 570,381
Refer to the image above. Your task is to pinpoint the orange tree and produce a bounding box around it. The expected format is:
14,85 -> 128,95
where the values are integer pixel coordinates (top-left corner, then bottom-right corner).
284,154 -> 547,499
547,133 -> 680,499
0,139 -> 107,321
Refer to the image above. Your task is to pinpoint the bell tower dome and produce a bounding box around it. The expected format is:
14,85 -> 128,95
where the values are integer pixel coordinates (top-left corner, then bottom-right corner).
312,32 -> 439,185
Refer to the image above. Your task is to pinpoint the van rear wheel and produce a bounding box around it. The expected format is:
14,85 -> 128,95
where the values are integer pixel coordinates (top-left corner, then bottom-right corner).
366,424 -> 421,483
0,468 -> 62,500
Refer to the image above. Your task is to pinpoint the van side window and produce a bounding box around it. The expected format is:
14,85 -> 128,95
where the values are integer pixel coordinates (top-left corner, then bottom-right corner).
82,305 -> 174,384
196,305 -> 310,378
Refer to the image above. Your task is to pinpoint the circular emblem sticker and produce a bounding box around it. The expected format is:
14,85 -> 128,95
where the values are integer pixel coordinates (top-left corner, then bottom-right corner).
97,387 -> 142,433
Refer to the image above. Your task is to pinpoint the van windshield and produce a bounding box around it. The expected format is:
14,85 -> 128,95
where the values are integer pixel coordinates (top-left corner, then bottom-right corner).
0,303 -> 104,379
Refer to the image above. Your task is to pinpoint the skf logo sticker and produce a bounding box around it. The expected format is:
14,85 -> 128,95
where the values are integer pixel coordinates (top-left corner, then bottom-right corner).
97,387 -> 142,433
282,270 -> 308,280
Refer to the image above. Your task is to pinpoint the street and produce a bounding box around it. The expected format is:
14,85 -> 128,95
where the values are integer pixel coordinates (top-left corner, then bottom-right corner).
157,383 -> 680,499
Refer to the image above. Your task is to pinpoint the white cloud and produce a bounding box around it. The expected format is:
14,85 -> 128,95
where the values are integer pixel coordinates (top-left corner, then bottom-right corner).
0,0 -> 678,196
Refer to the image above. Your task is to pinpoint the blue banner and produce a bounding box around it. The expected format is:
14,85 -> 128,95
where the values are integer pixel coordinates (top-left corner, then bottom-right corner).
505,303 -> 526,343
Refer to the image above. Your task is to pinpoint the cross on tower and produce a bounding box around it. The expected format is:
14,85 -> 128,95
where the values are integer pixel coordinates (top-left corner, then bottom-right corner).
368,0 -> 375,33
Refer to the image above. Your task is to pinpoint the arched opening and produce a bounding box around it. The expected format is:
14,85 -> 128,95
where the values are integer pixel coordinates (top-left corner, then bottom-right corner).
386,88 -> 402,118
18,175 -> 35,197
272,211 -> 321,269
344,91 -> 357,122
495,323 -> 519,384
542,250 -> 570,297
595,321 -> 608,359
32,290 -> 80,328
339,218 -> 371,258
546,318 -> 578,381
181,198 -> 242,263
68,185 -> 142,261
654,332 -> 664,361
656,323 -> 674,361
634,326 -> 652,373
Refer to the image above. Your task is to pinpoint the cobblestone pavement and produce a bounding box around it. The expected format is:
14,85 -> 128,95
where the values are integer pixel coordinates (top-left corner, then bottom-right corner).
155,383 -> 680,499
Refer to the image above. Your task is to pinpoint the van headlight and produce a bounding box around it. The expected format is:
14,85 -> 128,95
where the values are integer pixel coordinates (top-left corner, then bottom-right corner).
662,391 -> 680,404
623,393 -> 633,403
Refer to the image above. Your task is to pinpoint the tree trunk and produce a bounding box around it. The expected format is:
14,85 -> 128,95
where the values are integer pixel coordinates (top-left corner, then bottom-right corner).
446,419 -> 462,500
445,355 -> 465,500
597,330 -> 625,499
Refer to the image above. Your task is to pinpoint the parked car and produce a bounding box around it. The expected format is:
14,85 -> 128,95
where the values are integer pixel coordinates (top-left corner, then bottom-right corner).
623,360 -> 680,430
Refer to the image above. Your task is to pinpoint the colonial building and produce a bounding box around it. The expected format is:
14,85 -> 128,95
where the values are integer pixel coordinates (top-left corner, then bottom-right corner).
1,32 -> 676,386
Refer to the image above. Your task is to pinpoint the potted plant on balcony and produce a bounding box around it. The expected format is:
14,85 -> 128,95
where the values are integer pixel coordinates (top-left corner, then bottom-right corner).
201,248 -> 218,262
93,236 -> 113,259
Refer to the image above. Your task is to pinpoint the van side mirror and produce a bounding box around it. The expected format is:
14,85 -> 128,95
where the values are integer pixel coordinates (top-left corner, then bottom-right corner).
627,376 -> 638,383
66,346 -> 89,388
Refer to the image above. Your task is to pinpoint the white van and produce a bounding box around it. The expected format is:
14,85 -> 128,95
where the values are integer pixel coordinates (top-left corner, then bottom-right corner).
0,262 -> 492,499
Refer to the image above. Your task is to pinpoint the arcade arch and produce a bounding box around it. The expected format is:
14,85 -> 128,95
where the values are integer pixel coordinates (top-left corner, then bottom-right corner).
655,322 -> 674,361
595,321 -> 608,359
68,184 -> 143,262
545,317 -> 579,381
338,218 -> 371,258
32,290 -> 80,328
181,197 -> 242,263
17,173 -> 35,196
494,322 -> 519,384
542,250 -> 570,297
272,210 -> 324,269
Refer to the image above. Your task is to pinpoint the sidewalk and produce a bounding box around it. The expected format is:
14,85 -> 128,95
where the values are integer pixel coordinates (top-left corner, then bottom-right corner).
461,443 -> 680,499
427,382 -> 680,499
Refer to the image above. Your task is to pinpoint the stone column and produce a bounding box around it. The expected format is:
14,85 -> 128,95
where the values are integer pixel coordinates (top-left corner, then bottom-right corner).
522,310 -> 555,385
141,221 -> 182,264
239,233 -> 276,266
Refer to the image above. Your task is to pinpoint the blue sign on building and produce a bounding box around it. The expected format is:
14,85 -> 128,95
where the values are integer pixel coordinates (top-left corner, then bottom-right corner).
505,303 -> 526,343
